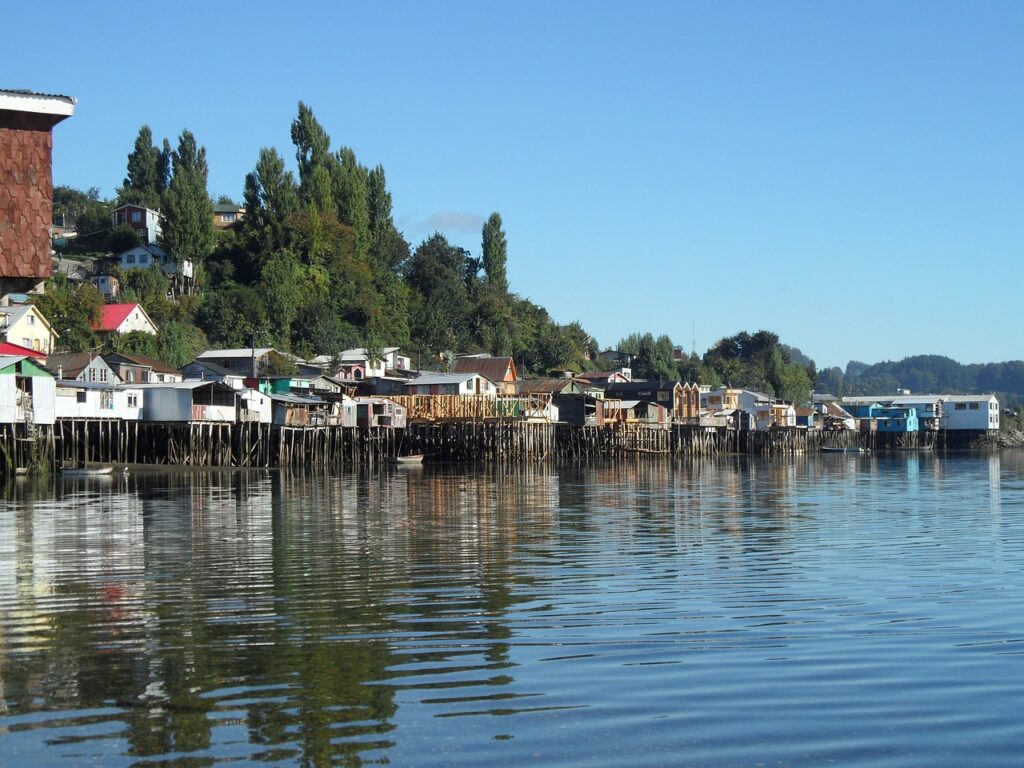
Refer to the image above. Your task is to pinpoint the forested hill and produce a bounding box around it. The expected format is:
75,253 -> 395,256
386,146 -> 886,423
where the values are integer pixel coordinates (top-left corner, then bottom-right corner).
816,355 -> 1024,405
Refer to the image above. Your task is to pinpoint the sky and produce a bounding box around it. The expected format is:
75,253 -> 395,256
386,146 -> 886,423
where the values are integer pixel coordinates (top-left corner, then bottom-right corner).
5,1 -> 1023,369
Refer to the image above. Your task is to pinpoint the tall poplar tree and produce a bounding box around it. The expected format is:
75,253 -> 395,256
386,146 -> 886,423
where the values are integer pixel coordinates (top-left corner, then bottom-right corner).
290,102 -> 336,216
161,129 -> 214,270
120,125 -> 161,208
481,212 -> 509,293
243,147 -> 299,249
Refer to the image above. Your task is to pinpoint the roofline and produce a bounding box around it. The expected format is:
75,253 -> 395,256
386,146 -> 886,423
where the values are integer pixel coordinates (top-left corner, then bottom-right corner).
0,90 -> 76,118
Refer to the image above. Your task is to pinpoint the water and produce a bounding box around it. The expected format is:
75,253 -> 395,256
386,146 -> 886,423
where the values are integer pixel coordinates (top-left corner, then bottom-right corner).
2,452 -> 1024,767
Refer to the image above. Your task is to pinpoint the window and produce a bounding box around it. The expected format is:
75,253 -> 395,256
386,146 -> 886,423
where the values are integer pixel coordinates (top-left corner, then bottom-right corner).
137,228 -> 146,239
970,402 -> 979,410
116,211 -> 127,225
99,369 -> 108,383
101,391 -> 113,410
221,212 -> 236,222
128,393 -> 138,408
127,254 -> 136,264
125,370 -> 134,383
77,391 -> 87,404
131,210 -> 142,223
956,403 -> 967,410
27,315 -> 35,325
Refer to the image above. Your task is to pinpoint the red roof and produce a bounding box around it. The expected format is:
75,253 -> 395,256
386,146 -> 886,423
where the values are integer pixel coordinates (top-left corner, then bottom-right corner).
0,341 -> 46,359
94,303 -> 141,332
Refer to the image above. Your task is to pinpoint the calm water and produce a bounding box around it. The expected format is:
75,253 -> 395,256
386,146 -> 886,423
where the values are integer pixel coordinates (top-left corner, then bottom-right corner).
2,453 -> 1024,767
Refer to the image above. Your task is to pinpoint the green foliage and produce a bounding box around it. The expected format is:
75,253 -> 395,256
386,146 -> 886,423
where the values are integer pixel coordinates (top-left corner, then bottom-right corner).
119,125 -> 162,209
31,275 -> 103,353
118,264 -> 174,324
618,332 -> 676,380
704,330 -> 813,403
481,213 -> 509,293
161,130 -> 214,269
108,226 -> 142,253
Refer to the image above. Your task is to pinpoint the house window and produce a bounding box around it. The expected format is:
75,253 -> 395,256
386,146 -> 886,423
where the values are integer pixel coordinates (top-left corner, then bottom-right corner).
137,229 -> 146,239
127,254 -> 136,264
221,212 -> 236,222
131,210 -> 142,223
126,370 -> 134,383
128,394 -> 138,407
970,402 -> 980,410
22,338 -> 30,348
116,211 -> 127,225
956,403 -> 966,410
77,391 -> 87,404
99,369 -> 108,383
27,315 -> 35,325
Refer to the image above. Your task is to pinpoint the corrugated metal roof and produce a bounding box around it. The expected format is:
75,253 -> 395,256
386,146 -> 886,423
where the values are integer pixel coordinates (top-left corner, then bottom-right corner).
198,348 -> 275,359
406,373 -> 487,386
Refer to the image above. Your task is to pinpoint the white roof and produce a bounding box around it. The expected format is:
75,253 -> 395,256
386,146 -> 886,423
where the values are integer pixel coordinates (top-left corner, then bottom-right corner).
406,372 -> 488,386
0,89 -> 75,117
889,395 -> 943,406
944,394 -> 997,403
197,348 -> 275,359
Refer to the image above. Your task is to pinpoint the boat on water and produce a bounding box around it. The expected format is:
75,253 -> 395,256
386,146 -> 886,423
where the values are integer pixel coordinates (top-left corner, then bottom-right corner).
388,454 -> 425,465
60,465 -> 115,477
895,445 -> 933,452
821,447 -> 869,454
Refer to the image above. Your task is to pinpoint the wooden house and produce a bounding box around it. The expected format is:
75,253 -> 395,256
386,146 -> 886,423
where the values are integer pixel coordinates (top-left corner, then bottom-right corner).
404,372 -> 498,397
516,378 -> 603,425
112,204 -> 162,244
270,393 -> 330,427
196,347 -> 276,377
238,388 -> 272,423
453,355 -> 518,395
47,352 -> 120,384
355,397 -> 407,428
606,380 -> 697,420
53,381 -> 143,420
0,355 -> 56,425
104,352 -> 182,384
137,381 -> 238,423
876,406 -> 919,433
579,370 -> 631,388
182,359 -> 247,389
601,399 -> 669,427
795,407 -> 816,428
770,401 -> 796,427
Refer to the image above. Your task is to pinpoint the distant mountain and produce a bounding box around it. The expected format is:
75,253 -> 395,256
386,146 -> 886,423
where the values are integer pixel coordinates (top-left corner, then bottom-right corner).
817,355 -> 1024,407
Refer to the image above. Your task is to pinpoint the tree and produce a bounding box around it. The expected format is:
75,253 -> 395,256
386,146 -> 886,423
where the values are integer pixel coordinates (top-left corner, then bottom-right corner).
481,212 -> 509,293
242,147 -> 299,259
161,129 -> 214,273
333,147 -> 370,259
31,275 -> 103,353
291,102 -> 336,215
119,126 -> 162,208
156,138 -> 172,197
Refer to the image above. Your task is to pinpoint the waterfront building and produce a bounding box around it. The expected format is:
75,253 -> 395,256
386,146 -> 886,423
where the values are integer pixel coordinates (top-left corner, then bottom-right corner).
453,355 -> 518,395
104,352 -> 182,384
0,354 -> 55,425
404,372 -> 498,396
875,406 -> 919,433
53,380 -> 143,420
942,395 -> 999,431
136,381 -> 239,423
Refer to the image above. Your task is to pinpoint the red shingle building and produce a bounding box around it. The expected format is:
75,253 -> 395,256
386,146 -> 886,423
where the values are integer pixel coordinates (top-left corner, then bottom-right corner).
0,89 -> 75,296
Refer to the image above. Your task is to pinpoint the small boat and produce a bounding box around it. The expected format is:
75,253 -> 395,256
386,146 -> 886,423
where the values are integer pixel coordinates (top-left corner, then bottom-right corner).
60,465 -> 115,477
895,446 -> 933,452
821,447 -> 868,454
388,454 -> 425,465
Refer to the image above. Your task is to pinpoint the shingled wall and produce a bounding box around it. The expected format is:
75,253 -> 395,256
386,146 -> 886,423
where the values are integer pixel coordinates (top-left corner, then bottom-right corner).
0,109 -> 58,282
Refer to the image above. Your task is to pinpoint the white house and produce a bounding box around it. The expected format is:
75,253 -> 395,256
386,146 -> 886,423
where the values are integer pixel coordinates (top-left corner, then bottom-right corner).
117,244 -> 194,280
238,387 -> 272,423
0,304 -> 58,355
332,347 -> 412,380
941,395 -> 999,431
404,372 -> 498,397
93,304 -> 158,338
182,359 -> 247,389
53,381 -> 143,420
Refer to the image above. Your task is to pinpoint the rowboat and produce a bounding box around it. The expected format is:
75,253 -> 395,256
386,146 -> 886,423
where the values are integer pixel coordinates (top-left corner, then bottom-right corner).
821,447 -> 868,454
60,465 -> 115,477
388,454 -> 425,465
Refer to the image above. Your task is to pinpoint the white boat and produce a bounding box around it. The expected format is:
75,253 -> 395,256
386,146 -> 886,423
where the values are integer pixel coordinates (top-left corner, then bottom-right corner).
388,454 -> 425,465
820,447 -> 868,454
60,465 -> 115,477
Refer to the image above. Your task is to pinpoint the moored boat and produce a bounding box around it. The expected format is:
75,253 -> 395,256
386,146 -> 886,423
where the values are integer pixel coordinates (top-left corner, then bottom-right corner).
60,465 -> 115,477
821,447 -> 868,454
388,454 -> 425,465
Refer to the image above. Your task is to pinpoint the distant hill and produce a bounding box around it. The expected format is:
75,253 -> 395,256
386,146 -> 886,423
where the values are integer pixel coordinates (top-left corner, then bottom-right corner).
816,355 -> 1024,407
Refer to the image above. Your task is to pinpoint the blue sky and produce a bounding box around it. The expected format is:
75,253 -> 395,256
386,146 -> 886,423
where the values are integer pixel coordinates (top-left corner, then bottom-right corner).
5,2 -> 1022,368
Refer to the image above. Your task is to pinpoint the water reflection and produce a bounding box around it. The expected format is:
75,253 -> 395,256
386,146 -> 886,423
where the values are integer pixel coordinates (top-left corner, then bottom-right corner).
1,453 -> 1023,766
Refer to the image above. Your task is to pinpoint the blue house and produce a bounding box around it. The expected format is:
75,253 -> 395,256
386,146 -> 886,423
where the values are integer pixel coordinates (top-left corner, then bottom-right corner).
875,407 -> 918,433
844,401 -> 885,419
